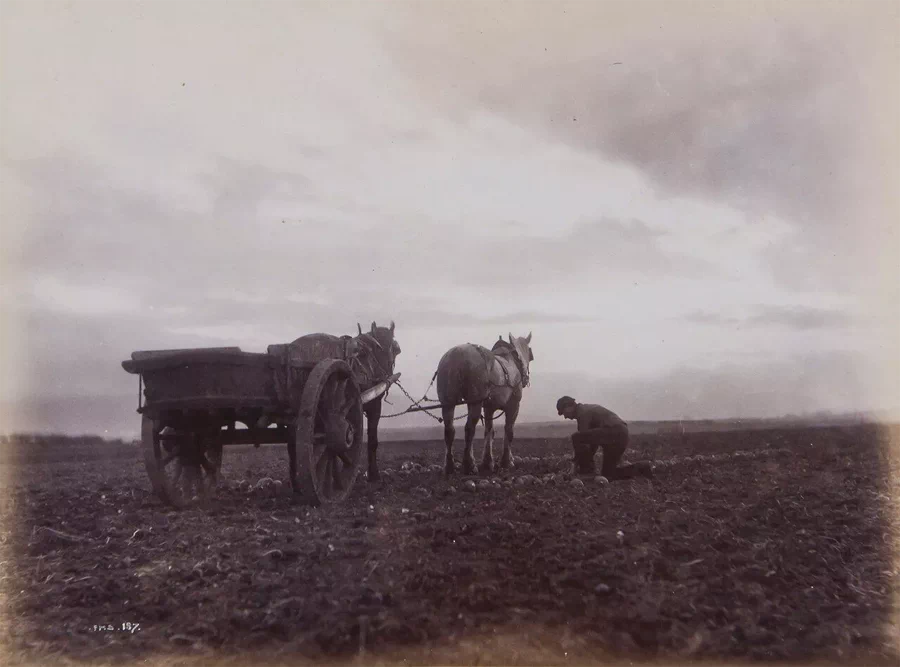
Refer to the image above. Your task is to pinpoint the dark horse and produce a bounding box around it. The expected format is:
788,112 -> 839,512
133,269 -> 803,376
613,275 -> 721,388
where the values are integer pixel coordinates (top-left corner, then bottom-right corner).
435,332 -> 533,475
285,321 -> 400,483
353,320 -> 401,483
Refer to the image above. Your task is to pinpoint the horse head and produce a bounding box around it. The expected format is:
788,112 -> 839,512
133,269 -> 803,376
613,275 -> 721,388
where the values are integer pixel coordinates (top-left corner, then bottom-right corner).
507,331 -> 533,388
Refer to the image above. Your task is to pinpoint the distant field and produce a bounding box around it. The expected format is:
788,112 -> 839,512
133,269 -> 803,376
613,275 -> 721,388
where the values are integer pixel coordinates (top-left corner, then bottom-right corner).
0,415 -> 884,450
376,415 -> 885,441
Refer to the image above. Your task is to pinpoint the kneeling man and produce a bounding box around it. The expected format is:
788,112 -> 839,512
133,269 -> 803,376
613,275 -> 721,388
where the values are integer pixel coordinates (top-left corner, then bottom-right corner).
556,396 -> 652,480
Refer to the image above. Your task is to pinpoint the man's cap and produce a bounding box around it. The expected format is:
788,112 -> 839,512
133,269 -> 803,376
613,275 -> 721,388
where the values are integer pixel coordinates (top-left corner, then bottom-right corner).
556,395 -> 576,414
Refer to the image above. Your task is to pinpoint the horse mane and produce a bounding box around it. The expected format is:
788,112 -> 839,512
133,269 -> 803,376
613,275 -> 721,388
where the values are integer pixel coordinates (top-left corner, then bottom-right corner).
491,338 -> 512,354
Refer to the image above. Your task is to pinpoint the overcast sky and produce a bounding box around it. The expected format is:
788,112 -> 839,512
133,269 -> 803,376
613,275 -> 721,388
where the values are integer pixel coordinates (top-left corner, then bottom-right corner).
1,1 -> 898,437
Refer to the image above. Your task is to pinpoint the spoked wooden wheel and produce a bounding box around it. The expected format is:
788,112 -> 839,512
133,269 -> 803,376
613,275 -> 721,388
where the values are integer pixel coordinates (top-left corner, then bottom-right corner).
293,359 -> 363,506
141,415 -> 223,508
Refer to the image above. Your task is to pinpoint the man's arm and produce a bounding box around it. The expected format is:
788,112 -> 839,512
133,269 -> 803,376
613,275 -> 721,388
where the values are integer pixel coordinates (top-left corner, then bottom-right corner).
576,410 -> 592,433
572,410 -> 594,445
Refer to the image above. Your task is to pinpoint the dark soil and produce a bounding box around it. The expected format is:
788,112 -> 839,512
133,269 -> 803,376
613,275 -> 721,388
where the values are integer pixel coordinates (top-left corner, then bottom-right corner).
1,425 -> 898,665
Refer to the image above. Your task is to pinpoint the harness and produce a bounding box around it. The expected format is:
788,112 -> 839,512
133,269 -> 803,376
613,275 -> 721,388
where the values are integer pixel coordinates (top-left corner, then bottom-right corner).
380,339 -> 529,425
350,333 -> 395,390
474,342 -> 529,391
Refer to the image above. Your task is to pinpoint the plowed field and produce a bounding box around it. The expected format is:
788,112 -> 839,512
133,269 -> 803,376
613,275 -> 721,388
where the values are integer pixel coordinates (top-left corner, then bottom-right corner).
2,425 -> 898,665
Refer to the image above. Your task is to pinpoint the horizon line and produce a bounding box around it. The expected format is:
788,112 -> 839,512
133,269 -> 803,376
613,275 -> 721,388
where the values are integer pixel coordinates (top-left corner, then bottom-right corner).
2,410 -> 897,441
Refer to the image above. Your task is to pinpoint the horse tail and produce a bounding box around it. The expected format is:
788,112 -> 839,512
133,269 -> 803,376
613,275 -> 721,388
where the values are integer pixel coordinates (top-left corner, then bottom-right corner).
435,349 -> 457,404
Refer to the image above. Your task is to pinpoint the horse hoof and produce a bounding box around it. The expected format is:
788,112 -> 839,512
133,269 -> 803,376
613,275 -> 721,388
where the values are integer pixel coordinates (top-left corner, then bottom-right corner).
367,471 -> 381,484
479,463 -> 494,475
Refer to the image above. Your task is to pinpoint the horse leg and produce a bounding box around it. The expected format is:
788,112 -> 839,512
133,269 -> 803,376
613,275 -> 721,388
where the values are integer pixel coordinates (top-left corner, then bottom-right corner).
499,401 -> 520,470
479,409 -> 495,475
463,402 -> 482,475
442,406 -> 457,476
365,399 -> 382,483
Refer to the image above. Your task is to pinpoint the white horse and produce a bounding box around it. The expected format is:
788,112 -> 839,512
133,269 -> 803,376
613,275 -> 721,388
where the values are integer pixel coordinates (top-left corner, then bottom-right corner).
435,333 -> 533,475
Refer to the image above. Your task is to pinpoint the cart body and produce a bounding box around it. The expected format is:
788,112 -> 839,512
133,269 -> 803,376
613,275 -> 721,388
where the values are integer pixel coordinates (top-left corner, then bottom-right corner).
122,332 -> 400,507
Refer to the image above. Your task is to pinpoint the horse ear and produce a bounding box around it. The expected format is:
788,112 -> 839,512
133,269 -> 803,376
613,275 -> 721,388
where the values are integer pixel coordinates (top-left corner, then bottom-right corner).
357,323 -> 363,335
508,332 -> 514,344
371,321 -> 377,333
526,331 -> 532,343
390,320 -> 395,334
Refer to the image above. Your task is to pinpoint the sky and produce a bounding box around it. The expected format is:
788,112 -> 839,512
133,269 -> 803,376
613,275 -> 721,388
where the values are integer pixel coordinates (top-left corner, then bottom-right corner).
1,0 -> 898,438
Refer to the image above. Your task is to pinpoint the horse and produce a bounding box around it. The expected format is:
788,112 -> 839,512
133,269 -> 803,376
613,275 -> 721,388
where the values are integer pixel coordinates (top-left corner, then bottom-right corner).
285,320 -> 400,483
353,320 -> 401,483
435,332 -> 533,476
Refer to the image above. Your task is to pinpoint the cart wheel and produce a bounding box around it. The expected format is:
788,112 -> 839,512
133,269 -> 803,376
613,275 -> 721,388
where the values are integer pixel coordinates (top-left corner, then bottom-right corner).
293,359 -> 363,505
141,415 -> 223,508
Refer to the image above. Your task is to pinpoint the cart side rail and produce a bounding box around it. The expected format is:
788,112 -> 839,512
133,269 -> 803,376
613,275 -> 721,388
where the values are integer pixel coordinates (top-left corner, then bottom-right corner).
122,348 -> 270,374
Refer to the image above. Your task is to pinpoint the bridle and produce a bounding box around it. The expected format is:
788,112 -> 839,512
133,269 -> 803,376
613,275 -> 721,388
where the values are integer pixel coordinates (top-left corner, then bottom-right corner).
509,342 -> 530,388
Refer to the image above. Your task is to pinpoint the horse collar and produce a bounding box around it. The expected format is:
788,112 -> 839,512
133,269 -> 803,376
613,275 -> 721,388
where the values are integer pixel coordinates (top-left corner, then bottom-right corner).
495,344 -> 528,389
354,332 -> 392,383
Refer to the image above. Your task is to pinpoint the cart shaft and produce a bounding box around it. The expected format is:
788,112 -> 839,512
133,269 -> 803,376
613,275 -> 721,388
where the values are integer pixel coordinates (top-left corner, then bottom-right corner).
360,372 -> 401,404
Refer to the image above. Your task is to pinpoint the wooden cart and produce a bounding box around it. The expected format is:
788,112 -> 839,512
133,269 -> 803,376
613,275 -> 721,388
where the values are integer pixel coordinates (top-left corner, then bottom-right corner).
122,336 -> 400,508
